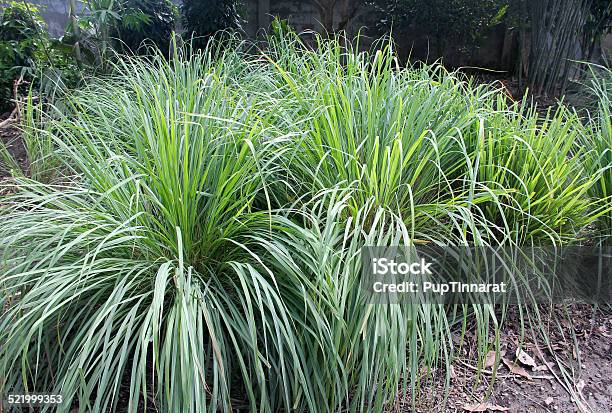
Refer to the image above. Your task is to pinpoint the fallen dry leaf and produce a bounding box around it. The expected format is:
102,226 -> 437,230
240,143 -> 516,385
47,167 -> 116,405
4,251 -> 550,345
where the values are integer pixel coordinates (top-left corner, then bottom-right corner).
529,344 -> 547,362
502,357 -> 532,380
485,350 -> 506,369
528,345 -> 554,372
463,402 -> 509,412
597,326 -> 611,338
516,348 -> 537,369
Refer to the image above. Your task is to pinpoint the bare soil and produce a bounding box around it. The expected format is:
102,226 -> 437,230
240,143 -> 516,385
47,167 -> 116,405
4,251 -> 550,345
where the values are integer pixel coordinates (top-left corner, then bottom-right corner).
395,305 -> 612,413
0,112 -> 27,180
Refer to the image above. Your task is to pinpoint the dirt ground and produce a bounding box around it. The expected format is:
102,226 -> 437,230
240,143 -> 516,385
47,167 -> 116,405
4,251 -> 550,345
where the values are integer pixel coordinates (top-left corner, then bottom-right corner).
0,112 -> 27,180
395,304 -> 612,413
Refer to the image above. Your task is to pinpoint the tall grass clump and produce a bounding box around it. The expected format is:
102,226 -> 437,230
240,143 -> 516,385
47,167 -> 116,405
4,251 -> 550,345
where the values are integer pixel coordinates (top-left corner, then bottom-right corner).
260,34 -> 601,245
0,40 -> 410,412
1,33 -> 609,412
1,45 -> 297,412
579,63 -> 611,242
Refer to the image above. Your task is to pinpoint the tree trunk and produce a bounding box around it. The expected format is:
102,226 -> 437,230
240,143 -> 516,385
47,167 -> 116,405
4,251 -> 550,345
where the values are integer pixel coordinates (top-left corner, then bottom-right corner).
527,0 -> 593,96
69,0 -> 82,65
313,0 -> 337,34
337,0 -> 360,32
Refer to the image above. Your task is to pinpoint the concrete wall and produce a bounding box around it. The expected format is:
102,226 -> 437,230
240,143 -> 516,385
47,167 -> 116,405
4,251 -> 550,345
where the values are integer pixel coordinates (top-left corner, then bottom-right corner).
24,0 -> 71,37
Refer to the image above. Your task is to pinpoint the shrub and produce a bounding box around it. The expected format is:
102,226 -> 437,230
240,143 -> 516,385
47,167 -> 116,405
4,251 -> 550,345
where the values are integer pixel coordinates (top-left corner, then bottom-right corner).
113,0 -> 177,53
0,3 -> 80,181
181,0 -> 241,46
0,1 -> 47,112
65,0 -> 177,66
372,0 -> 508,58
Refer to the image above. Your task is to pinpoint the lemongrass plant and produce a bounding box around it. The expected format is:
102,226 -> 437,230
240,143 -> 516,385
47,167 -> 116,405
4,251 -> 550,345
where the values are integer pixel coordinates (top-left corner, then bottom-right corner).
0,33 -> 609,413
0,86 -> 66,182
260,33 -> 600,245
578,63 -> 611,242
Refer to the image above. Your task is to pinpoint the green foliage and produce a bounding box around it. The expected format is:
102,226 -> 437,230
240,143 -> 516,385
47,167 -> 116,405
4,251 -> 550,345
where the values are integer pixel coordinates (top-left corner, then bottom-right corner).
372,0 -> 507,56
113,0 -> 177,53
0,1 -> 47,111
63,0 -> 177,67
582,0 -> 612,61
0,1 -> 45,42
63,0 -> 119,65
0,32 -> 609,413
270,17 -> 295,41
181,0 -> 241,46
579,63 -> 612,240
0,2 -> 81,113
